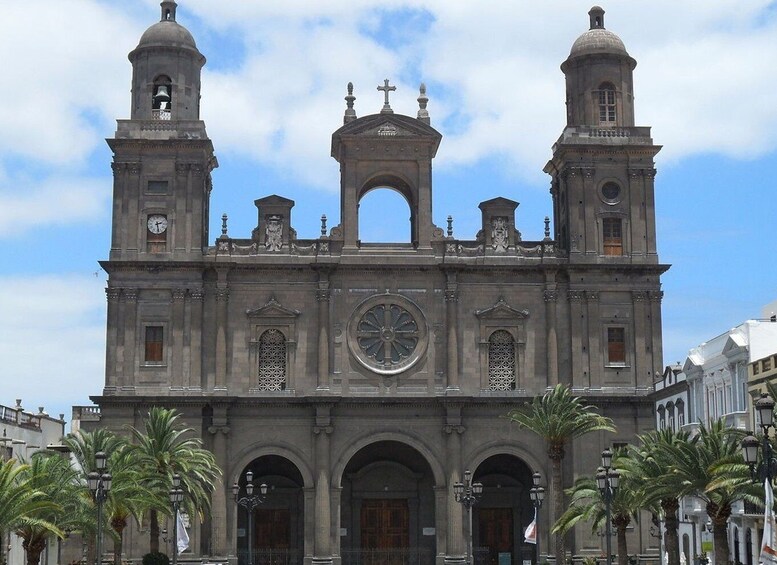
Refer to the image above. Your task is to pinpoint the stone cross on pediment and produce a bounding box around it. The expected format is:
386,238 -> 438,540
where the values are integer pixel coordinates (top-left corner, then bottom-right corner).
378,79 -> 396,114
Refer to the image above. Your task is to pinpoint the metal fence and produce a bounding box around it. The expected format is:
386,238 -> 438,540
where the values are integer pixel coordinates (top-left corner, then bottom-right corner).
236,549 -> 303,565
341,547 -> 434,565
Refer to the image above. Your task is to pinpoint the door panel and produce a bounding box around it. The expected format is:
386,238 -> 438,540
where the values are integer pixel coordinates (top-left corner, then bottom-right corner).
478,508 -> 513,565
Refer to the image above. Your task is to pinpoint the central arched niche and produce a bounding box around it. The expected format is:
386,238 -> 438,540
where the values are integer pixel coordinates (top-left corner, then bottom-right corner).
472,454 -> 535,565
340,440 -> 436,564
358,185 -> 413,243
234,455 -> 305,565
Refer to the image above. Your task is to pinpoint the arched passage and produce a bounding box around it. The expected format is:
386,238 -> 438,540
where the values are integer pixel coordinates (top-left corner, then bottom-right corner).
234,455 -> 305,565
472,454 -> 535,565
339,440 -> 437,565
358,187 -> 413,243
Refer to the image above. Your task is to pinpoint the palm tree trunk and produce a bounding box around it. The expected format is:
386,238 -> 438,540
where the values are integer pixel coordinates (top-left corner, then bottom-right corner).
662,499 -> 681,565
23,536 -> 46,565
706,503 -> 731,565
112,518 -> 127,565
550,451 -> 565,563
150,509 -> 160,554
614,516 -> 630,565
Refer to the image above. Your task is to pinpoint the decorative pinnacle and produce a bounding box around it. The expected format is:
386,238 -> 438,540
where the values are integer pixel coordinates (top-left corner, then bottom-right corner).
377,79 -> 396,114
417,83 -> 430,124
447,215 -> 453,237
320,214 -> 327,236
161,1 -> 177,22
544,216 -> 551,240
344,82 -> 356,124
221,213 -> 228,236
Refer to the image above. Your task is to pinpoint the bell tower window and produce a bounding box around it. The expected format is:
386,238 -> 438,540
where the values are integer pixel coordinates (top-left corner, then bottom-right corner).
152,76 -> 172,120
598,82 -> 617,125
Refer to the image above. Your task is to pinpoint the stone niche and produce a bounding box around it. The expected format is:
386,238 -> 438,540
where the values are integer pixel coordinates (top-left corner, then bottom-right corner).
253,195 -> 295,251
478,197 -> 520,253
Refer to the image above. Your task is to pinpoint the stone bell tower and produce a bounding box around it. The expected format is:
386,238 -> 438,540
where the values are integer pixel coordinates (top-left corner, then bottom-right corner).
545,6 -> 661,264
330,81 -> 443,250
108,0 -> 217,261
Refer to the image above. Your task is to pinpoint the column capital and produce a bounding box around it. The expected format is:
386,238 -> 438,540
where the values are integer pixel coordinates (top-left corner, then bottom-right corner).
190,288 -> 205,301
632,290 -> 648,302
207,425 -> 230,435
122,288 -> 138,302
215,287 -> 230,302
567,290 -> 585,302
445,289 -> 459,303
172,288 -> 187,301
106,287 -> 122,302
443,424 -> 465,435
313,425 -> 333,435
543,290 -> 558,303
316,289 -> 331,302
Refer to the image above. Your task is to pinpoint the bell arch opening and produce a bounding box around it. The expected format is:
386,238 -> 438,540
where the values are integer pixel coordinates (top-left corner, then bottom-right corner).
357,175 -> 417,245
233,455 -> 305,565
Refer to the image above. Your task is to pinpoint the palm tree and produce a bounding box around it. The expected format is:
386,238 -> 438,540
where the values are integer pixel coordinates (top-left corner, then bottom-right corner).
507,384 -> 615,561
129,407 -> 221,554
63,429 -> 163,565
15,452 -> 86,565
0,459 -> 58,565
619,428 -> 691,565
668,420 -> 760,565
553,450 -> 651,565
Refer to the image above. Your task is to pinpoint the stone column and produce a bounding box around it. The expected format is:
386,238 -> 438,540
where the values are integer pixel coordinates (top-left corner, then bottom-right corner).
632,291 -> 647,386
317,278 -> 331,390
581,167 -> 596,255
127,163 -> 141,254
208,410 -> 230,557
313,406 -> 333,565
171,288 -> 186,390
444,408 -> 465,565
543,288 -> 558,388
567,290 -> 584,387
105,288 -> 121,391
445,274 -> 460,390
644,168 -> 658,257
586,291 -> 601,387
215,286 -> 229,392
190,288 -> 204,390
649,291 -> 664,382
109,163 -> 126,252
122,289 -> 138,384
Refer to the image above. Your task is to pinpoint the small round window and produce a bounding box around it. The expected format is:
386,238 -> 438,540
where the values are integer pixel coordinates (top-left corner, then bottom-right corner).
600,181 -> 621,204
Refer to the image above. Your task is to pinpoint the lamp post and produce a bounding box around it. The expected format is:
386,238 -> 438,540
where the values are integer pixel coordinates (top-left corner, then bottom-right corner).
742,392 -> 777,484
169,474 -> 184,565
596,448 -> 619,565
529,472 -> 545,565
87,451 -> 112,565
232,470 -> 268,565
454,469 -> 484,565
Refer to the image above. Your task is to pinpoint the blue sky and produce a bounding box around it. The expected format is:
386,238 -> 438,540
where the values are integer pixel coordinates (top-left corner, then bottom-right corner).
0,0 -> 775,422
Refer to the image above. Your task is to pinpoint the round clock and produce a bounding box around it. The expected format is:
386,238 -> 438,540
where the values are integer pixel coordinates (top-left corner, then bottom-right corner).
147,215 -> 168,234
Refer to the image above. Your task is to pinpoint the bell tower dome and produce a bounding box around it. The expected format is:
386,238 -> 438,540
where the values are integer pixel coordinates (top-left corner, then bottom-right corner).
128,0 -> 205,121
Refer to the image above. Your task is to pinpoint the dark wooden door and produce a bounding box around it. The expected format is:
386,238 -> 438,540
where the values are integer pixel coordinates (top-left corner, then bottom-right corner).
478,508 -> 513,565
360,499 -> 410,565
255,508 -> 291,549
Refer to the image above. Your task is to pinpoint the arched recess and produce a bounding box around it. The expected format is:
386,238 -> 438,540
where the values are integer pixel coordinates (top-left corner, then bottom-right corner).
233,454 -> 306,565
337,439 -> 441,564
470,453 -> 537,565
357,173 -> 418,245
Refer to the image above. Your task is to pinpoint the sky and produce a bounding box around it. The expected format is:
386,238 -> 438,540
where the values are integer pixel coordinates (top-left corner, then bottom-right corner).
0,0 -> 775,423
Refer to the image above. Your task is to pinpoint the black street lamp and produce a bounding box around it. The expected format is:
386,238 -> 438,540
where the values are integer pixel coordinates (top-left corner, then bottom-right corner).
454,469 -> 484,565
529,472 -> 545,565
742,392 -> 777,484
87,451 -> 112,565
596,448 -> 619,565
169,474 -> 185,565
232,470 -> 268,565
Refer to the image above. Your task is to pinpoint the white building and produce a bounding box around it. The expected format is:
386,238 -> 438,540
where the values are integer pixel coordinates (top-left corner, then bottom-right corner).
0,400 -> 66,565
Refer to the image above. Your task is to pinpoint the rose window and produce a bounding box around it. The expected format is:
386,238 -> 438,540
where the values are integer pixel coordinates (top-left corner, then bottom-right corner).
348,294 -> 428,375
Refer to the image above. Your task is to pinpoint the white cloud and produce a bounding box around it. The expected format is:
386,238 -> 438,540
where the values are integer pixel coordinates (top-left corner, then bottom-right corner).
0,175 -> 110,237
0,274 -> 106,421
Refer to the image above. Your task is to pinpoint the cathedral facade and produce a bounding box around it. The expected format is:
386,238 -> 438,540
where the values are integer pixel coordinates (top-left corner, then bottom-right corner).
85,2 -> 667,564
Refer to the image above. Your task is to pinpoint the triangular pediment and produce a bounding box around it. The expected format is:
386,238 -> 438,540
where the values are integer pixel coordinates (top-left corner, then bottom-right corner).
331,113 -> 442,158
254,194 -> 295,207
475,297 -> 529,320
479,197 -> 519,210
246,297 -> 300,319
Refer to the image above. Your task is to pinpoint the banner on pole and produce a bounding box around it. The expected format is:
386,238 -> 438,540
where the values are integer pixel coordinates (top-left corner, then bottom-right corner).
524,509 -> 537,544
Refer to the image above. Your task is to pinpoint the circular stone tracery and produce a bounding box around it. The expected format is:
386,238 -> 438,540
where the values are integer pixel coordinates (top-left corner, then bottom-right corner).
347,294 -> 428,376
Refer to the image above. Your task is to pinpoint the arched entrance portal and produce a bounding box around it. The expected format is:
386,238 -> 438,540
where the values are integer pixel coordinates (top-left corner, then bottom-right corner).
472,455 -> 535,565
340,441 -> 436,565
235,455 -> 304,565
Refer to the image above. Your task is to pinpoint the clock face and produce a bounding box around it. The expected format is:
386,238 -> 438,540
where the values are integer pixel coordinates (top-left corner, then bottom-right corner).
147,215 -> 168,234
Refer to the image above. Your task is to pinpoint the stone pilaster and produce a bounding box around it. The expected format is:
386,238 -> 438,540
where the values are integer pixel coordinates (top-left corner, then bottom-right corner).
189,288 -> 204,390
543,287 -> 558,388
445,273 -> 460,390
171,288 -> 186,389
567,290 -> 585,387
105,287 -> 122,391
586,291 -> 601,387
215,286 -> 229,392
207,411 -> 230,557
316,278 -> 331,390
443,406 -> 465,565
632,291 -> 648,385
122,288 -> 138,387
313,406 -> 333,565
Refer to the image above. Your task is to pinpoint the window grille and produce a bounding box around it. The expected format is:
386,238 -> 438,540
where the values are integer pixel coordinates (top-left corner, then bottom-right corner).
488,330 -> 515,390
258,329 -> 286,391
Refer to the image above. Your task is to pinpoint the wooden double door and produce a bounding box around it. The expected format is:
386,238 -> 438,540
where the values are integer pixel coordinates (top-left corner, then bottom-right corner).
361,499 -> 410,550
478,508 -> 514,565
255,508 -> 291,549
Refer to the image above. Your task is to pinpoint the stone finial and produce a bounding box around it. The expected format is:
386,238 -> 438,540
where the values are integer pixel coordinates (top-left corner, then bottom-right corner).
161,0 -> 177,22
321,214 -> 327,236
221,213 -> 228,236
344,82 -> 357,124
417,83 -> 430,124
544,216 -> 551,239
447,215 -> 453,237
377,79 -> 396,114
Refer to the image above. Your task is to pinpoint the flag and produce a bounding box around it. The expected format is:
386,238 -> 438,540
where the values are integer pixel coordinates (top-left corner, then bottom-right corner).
762,478 -> 777,565
176,510 -> 190,555
524,508 -> 537,544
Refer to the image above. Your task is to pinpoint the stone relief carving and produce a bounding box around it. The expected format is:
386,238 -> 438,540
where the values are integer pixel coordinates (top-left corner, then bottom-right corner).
491,216 -> 509,252
265,215 -> 283,251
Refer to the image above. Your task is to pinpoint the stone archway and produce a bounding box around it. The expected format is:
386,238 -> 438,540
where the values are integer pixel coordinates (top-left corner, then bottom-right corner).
339,440 -> 438,565
472,454 -> 536,565
234,455 -> 305,565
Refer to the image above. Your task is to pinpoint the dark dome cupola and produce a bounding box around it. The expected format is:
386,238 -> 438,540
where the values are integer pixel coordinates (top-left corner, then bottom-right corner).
127,0 -> 205,121
561,6 -> 636,127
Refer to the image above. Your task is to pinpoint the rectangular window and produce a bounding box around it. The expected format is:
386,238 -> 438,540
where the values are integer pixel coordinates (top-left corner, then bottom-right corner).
146,180 -> 169,194
599,89 -> 616,123
144,326 -> 164,364
607,327 -> 626,365
753,362 -> 760,375
602,218 -> 623,255
764,358 -> 772,371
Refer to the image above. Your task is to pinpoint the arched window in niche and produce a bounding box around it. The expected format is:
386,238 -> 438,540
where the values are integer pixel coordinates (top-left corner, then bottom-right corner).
152,75 -> 173,120
488,330 -> 516,391
676,399 -> 685,427
258,329 -> 286,391
358,187 -> 412,243
598,82 -> 616,125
